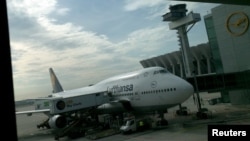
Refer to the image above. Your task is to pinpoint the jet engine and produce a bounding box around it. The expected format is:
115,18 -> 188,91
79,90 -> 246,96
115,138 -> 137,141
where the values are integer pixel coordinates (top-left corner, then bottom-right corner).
48,115 -> 67,129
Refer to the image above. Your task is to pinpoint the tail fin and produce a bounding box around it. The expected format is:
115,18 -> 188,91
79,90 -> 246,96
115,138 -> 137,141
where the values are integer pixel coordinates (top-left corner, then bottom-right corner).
49,68 -> 64,93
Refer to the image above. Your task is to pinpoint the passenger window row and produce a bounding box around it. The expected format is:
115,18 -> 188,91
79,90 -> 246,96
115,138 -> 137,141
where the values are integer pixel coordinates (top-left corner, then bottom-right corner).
113,93 -> 134,97
142,88 -> 176,95
112,87 -> 177,97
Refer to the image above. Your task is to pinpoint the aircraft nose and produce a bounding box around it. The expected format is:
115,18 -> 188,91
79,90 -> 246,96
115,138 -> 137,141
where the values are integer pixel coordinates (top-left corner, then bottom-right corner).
183,80 -> 194,97
185,82 -> 194,96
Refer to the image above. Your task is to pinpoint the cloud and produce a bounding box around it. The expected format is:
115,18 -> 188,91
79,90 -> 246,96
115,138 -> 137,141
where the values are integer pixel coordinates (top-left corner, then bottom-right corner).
9,0 -> 175,91
124,0 -> 219,20
8,0 -> 57,17
56,8 -> 70,16
8,0 -> 217,100
124,0 -> 166,11
117,25 -> 177,55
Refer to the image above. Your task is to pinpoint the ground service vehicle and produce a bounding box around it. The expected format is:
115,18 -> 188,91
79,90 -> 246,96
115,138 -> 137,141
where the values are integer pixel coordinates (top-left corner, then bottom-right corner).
120,117 -> 151,133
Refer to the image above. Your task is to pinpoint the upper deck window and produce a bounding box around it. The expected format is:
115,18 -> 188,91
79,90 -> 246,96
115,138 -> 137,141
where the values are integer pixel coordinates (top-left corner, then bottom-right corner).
159,69 -> 168,73
153,69 -> 168,75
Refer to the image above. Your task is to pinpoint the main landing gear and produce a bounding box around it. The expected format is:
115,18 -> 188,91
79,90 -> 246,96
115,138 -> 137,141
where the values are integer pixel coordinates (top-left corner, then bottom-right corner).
156,111 -> 168,126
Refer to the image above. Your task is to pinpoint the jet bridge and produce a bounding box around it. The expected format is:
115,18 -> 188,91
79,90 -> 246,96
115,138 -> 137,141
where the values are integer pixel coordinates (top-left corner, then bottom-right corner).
35,91 -> 111,115
34,91 -> 113,140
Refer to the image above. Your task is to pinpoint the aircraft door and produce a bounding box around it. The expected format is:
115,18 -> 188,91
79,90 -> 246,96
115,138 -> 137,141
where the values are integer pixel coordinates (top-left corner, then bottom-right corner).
134,86 -> 140,101
134,92 -> 140,100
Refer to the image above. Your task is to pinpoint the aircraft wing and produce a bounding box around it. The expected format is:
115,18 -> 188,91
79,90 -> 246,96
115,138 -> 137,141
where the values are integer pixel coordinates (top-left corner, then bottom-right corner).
111,99 -> 133,111
16,109 -> 50,116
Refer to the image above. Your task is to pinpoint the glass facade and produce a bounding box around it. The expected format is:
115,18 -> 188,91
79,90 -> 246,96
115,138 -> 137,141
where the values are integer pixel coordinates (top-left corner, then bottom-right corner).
204,14 -> 224,74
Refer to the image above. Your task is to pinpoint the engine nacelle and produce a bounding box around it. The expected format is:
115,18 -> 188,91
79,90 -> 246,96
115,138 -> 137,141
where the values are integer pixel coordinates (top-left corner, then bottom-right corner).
48,115 -> 67,129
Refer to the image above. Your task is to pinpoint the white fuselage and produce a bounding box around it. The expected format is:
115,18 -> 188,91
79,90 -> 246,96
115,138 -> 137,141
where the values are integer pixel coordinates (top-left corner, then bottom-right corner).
52,67 -> 194,114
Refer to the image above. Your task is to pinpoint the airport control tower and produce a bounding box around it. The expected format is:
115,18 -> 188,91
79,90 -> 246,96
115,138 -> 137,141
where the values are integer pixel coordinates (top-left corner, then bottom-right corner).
162,4 -> 201,78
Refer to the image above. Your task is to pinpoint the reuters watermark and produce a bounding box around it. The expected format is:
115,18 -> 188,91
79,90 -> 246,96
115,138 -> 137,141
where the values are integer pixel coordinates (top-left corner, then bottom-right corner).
208,125 -> 250,140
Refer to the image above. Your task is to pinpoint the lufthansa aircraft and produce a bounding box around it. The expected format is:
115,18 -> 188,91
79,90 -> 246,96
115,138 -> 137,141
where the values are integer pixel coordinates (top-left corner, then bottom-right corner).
16,66 -> 194,130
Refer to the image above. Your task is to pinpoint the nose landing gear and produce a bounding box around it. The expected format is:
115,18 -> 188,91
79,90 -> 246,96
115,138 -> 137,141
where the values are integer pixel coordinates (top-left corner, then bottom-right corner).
176,105 -> 189,116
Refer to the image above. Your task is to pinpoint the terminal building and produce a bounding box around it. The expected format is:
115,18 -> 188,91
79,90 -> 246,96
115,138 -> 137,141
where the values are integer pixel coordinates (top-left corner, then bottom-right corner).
140,4 -> 250,105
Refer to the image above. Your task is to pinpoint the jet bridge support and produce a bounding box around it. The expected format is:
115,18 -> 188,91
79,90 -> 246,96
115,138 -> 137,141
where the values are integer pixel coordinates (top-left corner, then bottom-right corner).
162,4 -> 211,120
54,111 -> 100,140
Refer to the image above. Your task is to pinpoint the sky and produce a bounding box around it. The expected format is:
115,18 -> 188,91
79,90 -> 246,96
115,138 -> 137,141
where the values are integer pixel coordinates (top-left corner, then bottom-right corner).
7,0 -> 219,101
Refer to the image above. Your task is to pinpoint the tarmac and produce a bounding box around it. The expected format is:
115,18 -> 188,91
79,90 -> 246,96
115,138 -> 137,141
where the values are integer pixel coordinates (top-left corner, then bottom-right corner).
16,92 -> 250,141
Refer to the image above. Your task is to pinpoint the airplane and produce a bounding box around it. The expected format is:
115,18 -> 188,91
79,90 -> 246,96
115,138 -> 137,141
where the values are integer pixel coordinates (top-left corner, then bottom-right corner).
16,66 -> 194,135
